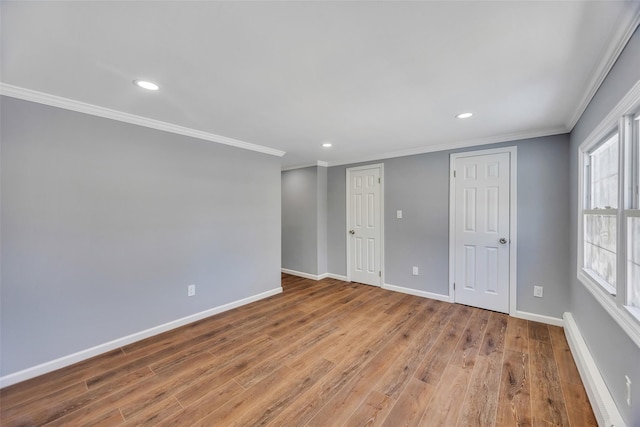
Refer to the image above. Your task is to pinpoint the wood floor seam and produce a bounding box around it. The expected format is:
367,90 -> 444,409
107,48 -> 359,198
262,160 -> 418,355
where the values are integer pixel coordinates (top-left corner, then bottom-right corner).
0,274 -> 597,427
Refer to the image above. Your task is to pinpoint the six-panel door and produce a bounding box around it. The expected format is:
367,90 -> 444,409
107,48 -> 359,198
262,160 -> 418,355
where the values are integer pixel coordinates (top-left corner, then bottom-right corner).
453,152 -> 510,313
349,167 -> 382,287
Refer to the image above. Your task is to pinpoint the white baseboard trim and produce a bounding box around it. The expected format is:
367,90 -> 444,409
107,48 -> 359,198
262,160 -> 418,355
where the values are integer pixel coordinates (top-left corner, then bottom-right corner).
281,268 -> 345,282
383,283 -> 452,303
281,268 -> 323,281
282,271 -> 564,325
511,310 -> 564,327
0,287 -> 282,389
563,312 -> 626,427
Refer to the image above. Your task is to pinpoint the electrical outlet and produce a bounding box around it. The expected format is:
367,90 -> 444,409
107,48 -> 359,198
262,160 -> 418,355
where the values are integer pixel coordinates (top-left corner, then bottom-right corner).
626,375 -> 632,406
396,210 -> 403,219
533,286 -> 543,298
412,266 -> 419,276
188,284 -> 196,297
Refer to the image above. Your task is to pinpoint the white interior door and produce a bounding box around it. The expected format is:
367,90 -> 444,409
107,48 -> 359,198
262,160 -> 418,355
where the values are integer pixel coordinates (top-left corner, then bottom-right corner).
452,151 -> 511,313
348,165 -> 382,286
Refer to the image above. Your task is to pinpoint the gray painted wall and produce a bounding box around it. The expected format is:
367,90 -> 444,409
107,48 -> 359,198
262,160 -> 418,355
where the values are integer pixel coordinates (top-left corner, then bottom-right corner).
326,135 -> 571,318
568,27 -> 640,425
0,96 -> 282,376
281,167 -> 319,275
281,165 -> 329,276
327,166 -> 347,277
317,166 -> 328,275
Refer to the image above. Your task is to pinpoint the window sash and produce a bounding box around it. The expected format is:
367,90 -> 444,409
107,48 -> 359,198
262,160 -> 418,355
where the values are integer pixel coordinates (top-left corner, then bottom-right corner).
627,211 -> 640,308
587,133 -> 619,210
583,211 -> 617,292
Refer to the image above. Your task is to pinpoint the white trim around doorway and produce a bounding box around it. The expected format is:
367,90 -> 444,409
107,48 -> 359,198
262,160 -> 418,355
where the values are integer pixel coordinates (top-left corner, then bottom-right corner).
346,163 -> 385,286
448,147 -> 518,314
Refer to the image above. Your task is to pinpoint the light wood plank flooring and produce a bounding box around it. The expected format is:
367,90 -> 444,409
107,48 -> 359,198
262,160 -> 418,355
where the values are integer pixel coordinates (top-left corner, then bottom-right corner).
0,274 -> 596,426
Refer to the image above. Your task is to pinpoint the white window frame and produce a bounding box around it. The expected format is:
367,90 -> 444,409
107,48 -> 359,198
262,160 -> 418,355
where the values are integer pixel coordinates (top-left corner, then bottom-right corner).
577,80 -> 640,348
626,113 -> 640,319
583,131 -> 619,294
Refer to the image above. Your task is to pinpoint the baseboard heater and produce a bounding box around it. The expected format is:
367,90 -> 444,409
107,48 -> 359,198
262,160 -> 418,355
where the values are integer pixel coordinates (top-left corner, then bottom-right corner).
563,312 -> 626,427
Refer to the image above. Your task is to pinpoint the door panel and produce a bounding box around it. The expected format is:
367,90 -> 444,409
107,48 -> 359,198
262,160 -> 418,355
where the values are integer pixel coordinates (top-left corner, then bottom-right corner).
348,166 -> 381,286
453,152 -> 510,313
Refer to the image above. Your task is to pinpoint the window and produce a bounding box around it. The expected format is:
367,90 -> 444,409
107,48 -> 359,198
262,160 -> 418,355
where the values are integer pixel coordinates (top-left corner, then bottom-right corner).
627,114 -> 640,311
578,83 -> 640,346
584,133 -> 619,293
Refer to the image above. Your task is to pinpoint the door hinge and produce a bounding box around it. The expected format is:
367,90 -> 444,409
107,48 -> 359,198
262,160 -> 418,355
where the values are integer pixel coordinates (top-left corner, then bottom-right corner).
379,271 -> 382,277
453,170 -> 456,178
378,177 -> 381,184
453,282 -> 456,290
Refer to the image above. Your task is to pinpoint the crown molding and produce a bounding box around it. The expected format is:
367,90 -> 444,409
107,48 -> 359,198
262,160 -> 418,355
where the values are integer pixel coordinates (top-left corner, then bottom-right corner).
325,126 -> 568,167
566,3 -> 640,131
0,83 -> 286,158
281,160 -> 328,171
281,163 -> 317,172
579,79 -> 640,152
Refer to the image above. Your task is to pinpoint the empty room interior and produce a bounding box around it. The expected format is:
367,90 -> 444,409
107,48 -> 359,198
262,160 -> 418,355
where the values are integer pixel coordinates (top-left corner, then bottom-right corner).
1,1 -> 640,426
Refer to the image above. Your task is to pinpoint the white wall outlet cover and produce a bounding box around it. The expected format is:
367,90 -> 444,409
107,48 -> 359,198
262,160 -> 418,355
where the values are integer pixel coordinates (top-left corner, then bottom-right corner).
533,286 -> 543,298
396,210 -> 403,219
412,266 -> 419,276
188,284 -> 196,296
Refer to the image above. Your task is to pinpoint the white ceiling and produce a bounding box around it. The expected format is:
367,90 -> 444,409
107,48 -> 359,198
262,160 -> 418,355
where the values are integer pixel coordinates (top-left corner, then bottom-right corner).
2,1 -> 639,169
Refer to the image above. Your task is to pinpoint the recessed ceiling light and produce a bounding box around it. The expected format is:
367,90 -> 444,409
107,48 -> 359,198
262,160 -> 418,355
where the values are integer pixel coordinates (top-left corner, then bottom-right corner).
133,80 -> 159,91
322,142 -> 332,148
456,112 -> 473,119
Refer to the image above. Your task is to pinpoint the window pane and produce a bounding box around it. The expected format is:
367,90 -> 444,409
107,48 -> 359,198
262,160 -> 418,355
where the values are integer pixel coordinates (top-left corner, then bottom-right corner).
590,134 -> 619,209
584,213 -> 617,287
629,216 -> 640,307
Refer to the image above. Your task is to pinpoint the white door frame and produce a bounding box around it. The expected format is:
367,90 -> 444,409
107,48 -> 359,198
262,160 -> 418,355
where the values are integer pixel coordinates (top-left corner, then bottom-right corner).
448,147 -> 517,314
346,163 -> 385,286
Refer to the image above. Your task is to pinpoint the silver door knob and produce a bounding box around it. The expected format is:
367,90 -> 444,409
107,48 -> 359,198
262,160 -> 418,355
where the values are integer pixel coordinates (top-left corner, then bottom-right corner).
349,230 -> 355,235
499,237 -> 508,244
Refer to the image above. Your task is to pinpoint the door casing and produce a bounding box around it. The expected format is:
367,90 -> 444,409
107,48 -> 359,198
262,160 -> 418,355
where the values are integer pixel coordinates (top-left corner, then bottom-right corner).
346,163 -> 384,286
449,147 -> 517,314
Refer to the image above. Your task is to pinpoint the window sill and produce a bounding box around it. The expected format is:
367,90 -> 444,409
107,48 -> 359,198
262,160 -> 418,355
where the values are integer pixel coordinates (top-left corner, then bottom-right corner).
578,269 -> 640,349
625,305 -> 640,324
582,268 -> 617,295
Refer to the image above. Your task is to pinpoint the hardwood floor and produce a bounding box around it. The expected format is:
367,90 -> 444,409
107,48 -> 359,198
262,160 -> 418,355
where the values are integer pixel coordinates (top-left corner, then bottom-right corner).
0,274 -> 596,426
